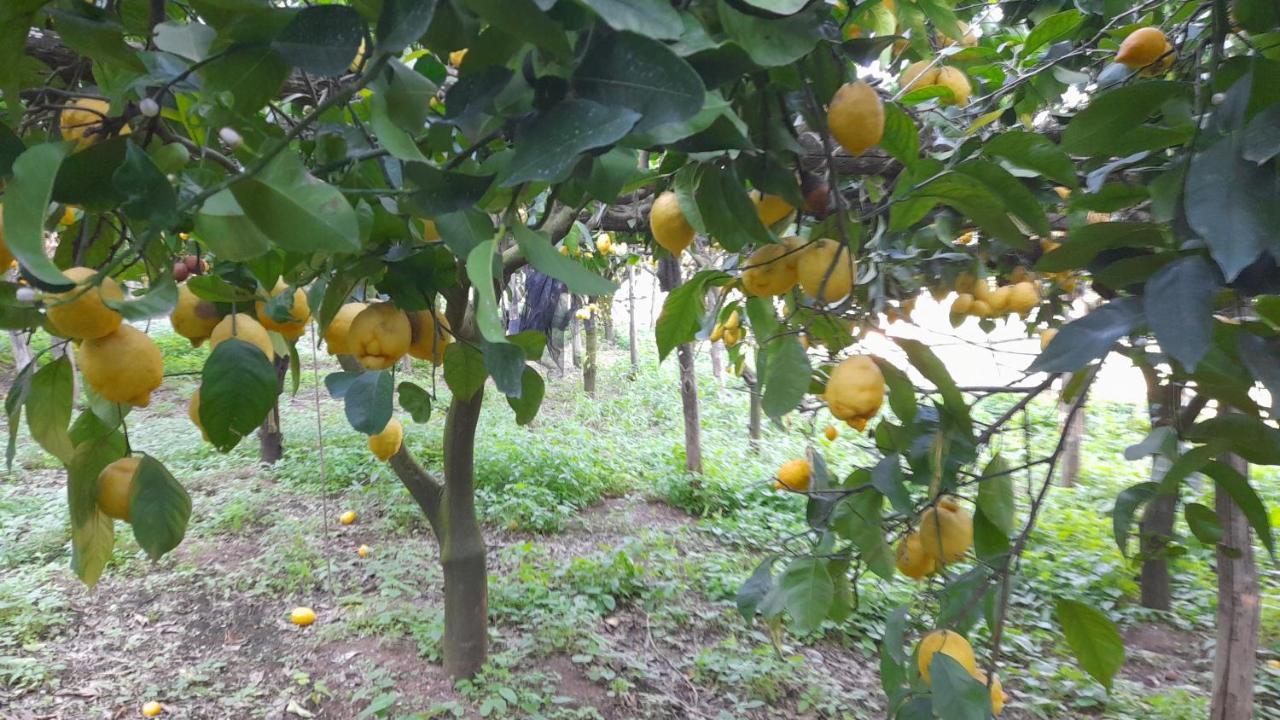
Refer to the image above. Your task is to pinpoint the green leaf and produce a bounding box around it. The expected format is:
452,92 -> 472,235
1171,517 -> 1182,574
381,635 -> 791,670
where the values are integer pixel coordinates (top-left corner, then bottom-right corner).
577,0 -> 683,39
200,43 -> 290,117
973,505 -> 1010,562
397,381 -> 432,423
904,172 -> 1026,247
1144,256 -> 1218,371
369,91 -> 428,162
654,270 -> 732,362
879,104 -> 920,167
273,5 -> 364,76
1238,334 -> 1280,415
693,163 -> 772,252
930,655 -> 991,720
762,335 -> 810,420
1235,0 -> 1280,33
482,341 -> 526,398
129,455 -> 192,560
777,557 -> 834,633
832,491 -> 895,580
506,367 -> 545,425
435,208 -> 494,259
1184,502 -> 1222,545
574,33 -> 705,134
2,143 -> 74,289
49,9 -> 144,72
977,454 -> 1016,534
718,0 -> 818,67
463,0 -> 571,59
444,343 -> 487,400
1055,598 -> 1125,691
508,330 -> 546,362
229,154 -> 360,254
1186,134 -> 1280,281
66,413 -> 127,586
465,240 -> 507,344
0,1 -> 46,117
6,360 -> 34,469
1037,222 -> 1166,272
983,130 -> 1076,186
875,357 -> 916,424
113,143 -> 178,226
153,21 -> 215,61
199,339 -> 279,452
1112,482 -> 1158,556
956,159 -> 1050,236
194,190 -> 274,261
376,0 -> 437,54
1187,414 -> 1280,465
894,338 -> 969,430
735,0 -> 810,13
1243,104 -> 1280,163
501,100 -> 640,186
584,148 -> 642,203
735,556 -> 776,621
52,136 -> 128,210
512,226 -> 618,296
26,357 -> 75,463
1029,298 -> 1143,373
915,0 -> 963,42
1062,81 -> 1191,156
1022,10 -> 1083,57
343,370 -> 393,435
1203,460 -> 1275,560
404,164 -> 492,217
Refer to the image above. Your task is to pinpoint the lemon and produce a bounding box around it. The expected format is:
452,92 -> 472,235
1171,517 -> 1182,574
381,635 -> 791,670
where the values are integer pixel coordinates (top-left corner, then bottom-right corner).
969,299 -> 993,318
774,459 -> 811,492
1116,27 -> 1169,68
724,310 -> 740,329
1008,281 -> 1040,315
722,326 -> 741,347
596,232 -> 614,254
951,293 -> 974,316
368,418 -> 404,461
937,20 -> 977,48
742,242 -> 799,297
290,607 -> 317,626
357,544 -> 371,558
987,285 -> 1012,315
210,313 -> 275,360
349,38 -> 367,73
797,239 -> 855,302
339,510 -> 358,525
916,630 -> 977,684
895,532 -> 938,579
710,322 -> 724,342
824,425 -> 839,441
1039,328 -> 1058,351
255,279 -> 310,342
918,496 -> 973,563
171,283 -> 221,347
823,355 -> 885,429
98,457 -> 140,521
325,302 -> 368,355
60,97 -> 129,150
750,191 -> 796,227
407,309 -> 452,364
449,48 -> 469,67
650,191 -> 695,256
827,81 -> 884,156
901,61 -> 940,92
974,671 -> 1007,715
46,267 -> 124,339
141,701 -> 164,717
80,325 -> 164,407
188,388 -> 209,441
349,303 -> 412,370
935,67 -> 972,105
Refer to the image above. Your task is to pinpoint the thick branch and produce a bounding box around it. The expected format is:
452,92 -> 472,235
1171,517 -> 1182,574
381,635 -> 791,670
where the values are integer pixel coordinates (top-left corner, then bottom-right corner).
387,443 -> 445,535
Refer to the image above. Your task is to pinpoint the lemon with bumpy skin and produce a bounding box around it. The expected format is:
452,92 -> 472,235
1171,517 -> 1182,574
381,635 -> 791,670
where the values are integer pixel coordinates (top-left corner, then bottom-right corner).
774,459 -> 811,492
46,266 -> 124,339
407,309 -> 452,364
368,418 -> 404,461
1008,281 -> 1040,315
973,671 -> 1007,715
987,285 -> 1012,315
349,303 -> 412,370
60,97 -> 129,150
649,191 -> 695,256
1116,27 -> 1169,68
823,355 -> 885,429
827,81 -> 884,156
255,280 -> 310,342
797,239 -> 855,303
951,293 -> 974,316
325,302 -> 368,355
916,630 -> 977,684
917,496 -> 973,563
935,67 -> 972,105
750,191 -> 796,227
937,20 -> 978,48
97,457 -> 140,521
291,607 -> 317,626
742,243 -> 799,297
895,532 -> 938,579
210,313 -> 275,360
80,325 -> 164,407
171,283 -> 221,347
901,61 -> 940,92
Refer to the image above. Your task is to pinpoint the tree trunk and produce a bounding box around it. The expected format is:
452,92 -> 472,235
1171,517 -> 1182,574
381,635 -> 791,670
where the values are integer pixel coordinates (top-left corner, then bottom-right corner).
627,266 -> 638,376
257,354 -> 289,464
583,310 -> 597,396
7,331 -> 32,370
710,338 -> 724,388
570,316 -> 582,369
658,256 -> 702,474
1139,379 -> 1178,610
438,389 -> 488,680
1056,374 -> 1084,487
1210,450 -> 1259,720
600,294 -> 615,345
745,369 -> 762,454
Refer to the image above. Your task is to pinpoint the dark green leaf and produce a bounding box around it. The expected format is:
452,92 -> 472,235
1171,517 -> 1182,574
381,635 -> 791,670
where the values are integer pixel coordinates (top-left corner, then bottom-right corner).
930,655 -> 991,720
113,143 -> 178,226
718,0 -> 818,67
1187,414 -> 1280,465
465,240 -> 507,344
655,270 -> 732,362
1186,134 -> 1280,280
153,21 -> 215,61
1203,459 -> 1275,560
879,103 -> 920,167
1144,256 -> 1218,371
230,154 -> 360,254
1062,81 -> 1191,156
463,0 -> 571,59
52,137 -> 127,210
778,557 -> 834,633
736,556 -> 776,621
1113,482 -> 1158,556
3,143 -> 74,289
1029,298 -> 1143,373
193,190 -> 273,261
1243,105 -> 1280,163
983,130 -> 1076,186
693,163 -> 772,252
404,163 -> 493,216
26,357 -> 74,463
513,226 -> 618,295
129,455 -> 192,560
761,335 -> 810,419
574,33 -> 705,134
1238,334 -> 1280,415
200,339 -> 279,451
1184,502 -> 1222,545
1037,222 -> 1166,272
577,0 -> 683,39
977,454 -> 1015,534
906,172 -> 1027,246
200,43 -> 289,117
376,0 -> 437,54
1055,598 -> 1125,690
506,367 -> 545,425
398,381 -> 432,423
1022,10 -> 1083,57
435,208 -> 494,259
344,370 -> 394,435
832,491 -> 895,580
273,5 -> 364,76
482,341 -> 525,398
956,159 -> 1050,236
894,338 -> 969,430
502,100 -> 639,186
444,342 -> 487,400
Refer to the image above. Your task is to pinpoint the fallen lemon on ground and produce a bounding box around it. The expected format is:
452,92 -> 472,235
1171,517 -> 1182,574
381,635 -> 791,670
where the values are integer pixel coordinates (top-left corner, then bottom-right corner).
291,607 -> 317,626
824,425 -> 839,441
357,545 -> 370,558
339,510 -> 358,525
141,701 -> 163,717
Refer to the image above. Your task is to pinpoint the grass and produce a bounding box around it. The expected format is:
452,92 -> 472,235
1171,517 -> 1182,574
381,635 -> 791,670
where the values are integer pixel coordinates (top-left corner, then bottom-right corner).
0,325 -> 1277,719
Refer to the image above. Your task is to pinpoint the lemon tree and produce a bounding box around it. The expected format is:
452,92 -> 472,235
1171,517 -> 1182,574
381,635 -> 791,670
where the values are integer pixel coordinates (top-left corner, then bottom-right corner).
2,1 -> 1278,716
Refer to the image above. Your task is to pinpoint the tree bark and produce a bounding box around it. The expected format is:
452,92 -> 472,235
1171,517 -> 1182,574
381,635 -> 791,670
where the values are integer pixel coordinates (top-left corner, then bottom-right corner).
438,388 -> 489,680
1056,379 -> 1084,487
627,266 -> 639,377
257,354 -> 289,464
709,339 -> 724,388
8,331 -> 32,370
658,256 -> 702,474
1139,377 -> 1178,610
570,316 -> 582,369
583,310 -> 598,396
600,294 -> 615,345
744,369 -> 763,454
1210,450 -> 1260,720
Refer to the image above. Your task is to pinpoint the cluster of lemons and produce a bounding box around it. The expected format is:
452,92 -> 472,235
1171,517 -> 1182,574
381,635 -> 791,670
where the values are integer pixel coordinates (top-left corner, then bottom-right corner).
916,629 -> 1007,714
949,271 -> 1042,321
900,60 -> 973,106
561,232 -> 627,259
709,310 -> 742,347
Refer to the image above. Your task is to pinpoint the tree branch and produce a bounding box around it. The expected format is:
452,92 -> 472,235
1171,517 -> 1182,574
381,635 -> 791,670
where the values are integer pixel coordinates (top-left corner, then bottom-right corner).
387,444 -> 445,535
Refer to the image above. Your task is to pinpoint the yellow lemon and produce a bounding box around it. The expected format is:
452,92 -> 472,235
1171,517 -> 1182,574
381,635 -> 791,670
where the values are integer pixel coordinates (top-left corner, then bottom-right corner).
824,425 -> 839,441
422,218 -> 440,242
46,266 -> 124,339
290,607 -> 317,626
797,239 -> 855,303
1116,27 -> 1169,68
1039,328 -> 1058,351
339,510 -> 358,525
973,671 -> 1007,715
349,303 -> 412,370
79,325 -> 164,407
255,280 -> 310,342
210,313 -> 275,360
357,544 -> 370,558
895,532 -> 938,579
170,283 -> 221,347
368,417 -> 404,461
823,355 -> 885,428
449,48 -> 468,67
901,61 -> 940,92
951,293 -> 974,316
916,630 -> 977,684
935,67 -> 972,105
60,97 -> 129,150
742,242 -> 800,297
141,701 -> 164,717
918,496 -> 973,564
1008,281 -> 1040,315
325,302 -> 368,355
774,459 -> 811,492
650,191 -> 695,256
722,326 -> 741,347
407,309 -> 451,364
188,388 -> 209,441
827,81 -> 884,156
349,38 -> 367,73
987,285 -> 1012,315
97,457 -> 140,522
750,191 -> 796,227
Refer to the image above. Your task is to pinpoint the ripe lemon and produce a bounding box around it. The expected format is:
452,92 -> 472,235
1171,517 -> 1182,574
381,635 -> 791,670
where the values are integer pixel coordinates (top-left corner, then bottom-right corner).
935,67 -> 972,105
325,302 -> 368,355
170,283 -> 221,347
290,607 -> 317,626
824,425 -> 839,441
421,218 -> 440,242
823,355 -> 884,429
750,191 -> 795,227
407,309 -> 451,364
710,322 -> 724,342
255,280 -> 310,342
368,417 -> 404,461
1039,328 -> 1058,351
1116,27 -> 1169,68
60,97 -> 129,150
742,243 -> 799,297
188,388 -> 209,441
98,457 -> 140,521
339,510 -> 358,525
827,81 -> 884,156
141,701 -> 164,717
46,267 -> 124,339
722,326 -> 741,347
797,239 -> 855,303
895,532 -> 938,579
449,48 -> 469,67
974,671 -> 1007,715
349,38 -> 367,73
951,293 -> 974,316
987,285 -> 1012,315
357,544 -> 370,558
937,20 -> 977,48
649,191 -> 695,256
1008,281 -> 1040,315
210,313 -> 275,360
916,630 -> 977,683
918,496 -> 973,564
901,61 -> 940,92
775,458 -> 811,492
724,310 -> 740,330
349,303 -> 412,370
80,325 -> 164,407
